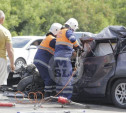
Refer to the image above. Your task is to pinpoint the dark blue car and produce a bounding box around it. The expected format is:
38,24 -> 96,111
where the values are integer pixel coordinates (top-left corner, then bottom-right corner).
7,26 -> 126,109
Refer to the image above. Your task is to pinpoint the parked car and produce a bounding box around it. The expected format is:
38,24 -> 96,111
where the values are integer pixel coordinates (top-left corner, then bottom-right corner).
7,33 -> 87,70
7,36 -> 45,70
7,26 -> 126,108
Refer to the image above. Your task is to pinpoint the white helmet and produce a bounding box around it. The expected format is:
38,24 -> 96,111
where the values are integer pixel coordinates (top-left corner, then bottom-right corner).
65,18 -> 78,31
49,23 -> 62,35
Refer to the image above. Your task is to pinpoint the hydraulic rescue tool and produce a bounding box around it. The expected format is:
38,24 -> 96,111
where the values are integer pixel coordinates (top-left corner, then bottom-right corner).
0,102 -> 15,107
34,96 -> 90,110
48,96 -> 89,108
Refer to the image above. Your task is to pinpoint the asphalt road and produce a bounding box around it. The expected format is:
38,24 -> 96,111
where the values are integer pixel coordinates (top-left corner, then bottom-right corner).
0,92 -> 126,113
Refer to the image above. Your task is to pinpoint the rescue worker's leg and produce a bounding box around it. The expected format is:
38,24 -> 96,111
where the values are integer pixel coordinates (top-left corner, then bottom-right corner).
34,49 -> 56,97
54,58 -> 73,99
34,62 -> 56,97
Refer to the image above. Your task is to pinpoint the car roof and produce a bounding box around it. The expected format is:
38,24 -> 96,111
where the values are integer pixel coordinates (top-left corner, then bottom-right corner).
13,36 -> 46,40
75,32 -> 118,43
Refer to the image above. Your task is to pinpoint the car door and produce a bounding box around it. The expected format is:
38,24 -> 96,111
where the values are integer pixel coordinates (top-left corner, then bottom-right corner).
115,41 -> 126,77
76,42 -> 116,96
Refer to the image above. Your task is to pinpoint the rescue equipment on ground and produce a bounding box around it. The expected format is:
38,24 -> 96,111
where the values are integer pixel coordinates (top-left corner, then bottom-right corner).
44,96 -> 90,108
0,102 -> 15,107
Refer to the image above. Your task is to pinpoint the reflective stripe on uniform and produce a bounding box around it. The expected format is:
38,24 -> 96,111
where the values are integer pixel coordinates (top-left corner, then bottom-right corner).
56,42 -> 73,48
62,90 -> 72,93
73,43 -> 79,47
39,46 -> 54,54
56,86 -> 73,89
56,86 -> 73,94
45,86 -> 53,88
54,57 -> 70,61
44,89 -> 52,92
73,39 -> 79,47
34,59 -> 51,69
45,85 -> 56,92
56,90 -> 73,94
45,85 -> 56,88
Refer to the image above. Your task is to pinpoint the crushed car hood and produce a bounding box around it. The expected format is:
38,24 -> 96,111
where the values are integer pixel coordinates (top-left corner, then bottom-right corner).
80,26 -> 126,40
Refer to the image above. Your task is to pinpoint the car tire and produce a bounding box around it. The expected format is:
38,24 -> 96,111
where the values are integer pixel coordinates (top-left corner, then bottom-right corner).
15,58 -> 26,69
17,75 -> 44,92
111,79 -> 126,108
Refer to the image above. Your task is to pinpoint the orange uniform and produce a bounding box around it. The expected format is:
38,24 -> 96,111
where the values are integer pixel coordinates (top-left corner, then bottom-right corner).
39,35 -> 55,55
56,28 -> 79,49
54,29 -> 80,99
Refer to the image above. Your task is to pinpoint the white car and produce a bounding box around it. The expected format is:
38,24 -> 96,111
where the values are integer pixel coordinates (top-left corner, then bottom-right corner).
8,32 -> 93,70
10,36 -> 45,69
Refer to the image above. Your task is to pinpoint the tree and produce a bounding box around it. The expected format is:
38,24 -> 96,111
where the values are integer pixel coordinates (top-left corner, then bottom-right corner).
110,0 -> 126,26
0,0 -> 125,36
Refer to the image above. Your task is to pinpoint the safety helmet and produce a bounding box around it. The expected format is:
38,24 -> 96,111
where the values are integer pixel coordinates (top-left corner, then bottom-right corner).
65,18 -> 78,31
49,23 -> 62,35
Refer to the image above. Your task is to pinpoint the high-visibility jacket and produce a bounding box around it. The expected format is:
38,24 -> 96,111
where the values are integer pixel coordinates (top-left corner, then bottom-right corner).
55,29 -> 79,58
54,29 -> 79,99
39,35 -> 55,55
56,28 -> 79,49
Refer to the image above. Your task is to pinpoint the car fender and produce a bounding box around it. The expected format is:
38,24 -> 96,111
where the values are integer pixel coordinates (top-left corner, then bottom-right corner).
106,75 -> 126,97
14,48 -> 28,62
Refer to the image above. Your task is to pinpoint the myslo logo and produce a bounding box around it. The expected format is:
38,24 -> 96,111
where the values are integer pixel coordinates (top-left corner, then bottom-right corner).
48,55 -> 83,85
55,60 -> 72,77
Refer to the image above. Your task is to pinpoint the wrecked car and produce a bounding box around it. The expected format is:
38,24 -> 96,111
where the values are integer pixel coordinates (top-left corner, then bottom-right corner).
7,26 -> 126,108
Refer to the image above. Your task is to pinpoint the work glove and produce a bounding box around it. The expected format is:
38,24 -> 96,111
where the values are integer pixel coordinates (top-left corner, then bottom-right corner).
77,46 -> 84,53
74,46 -> 84,56
71,50 -> 77,59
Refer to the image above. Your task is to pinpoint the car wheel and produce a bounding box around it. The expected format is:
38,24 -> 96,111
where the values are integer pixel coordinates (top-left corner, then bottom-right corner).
17,75 -> 44,93
111,79 -> 126,108
15,58 -> 26,69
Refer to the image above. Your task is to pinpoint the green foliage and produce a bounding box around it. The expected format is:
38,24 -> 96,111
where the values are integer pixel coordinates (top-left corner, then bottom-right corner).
0,0 -> 126,36
110,0 -> 126,26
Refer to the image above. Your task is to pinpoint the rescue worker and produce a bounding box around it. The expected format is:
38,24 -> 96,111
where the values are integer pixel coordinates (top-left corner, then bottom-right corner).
34,23 -> 62,97
54,18 -> 82,99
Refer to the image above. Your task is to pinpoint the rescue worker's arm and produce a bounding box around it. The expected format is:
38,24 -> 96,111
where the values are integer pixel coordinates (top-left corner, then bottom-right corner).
66,30 -> 76,43
49,38 -> 56,49
71,49 -> 77,59
66,30 -> 83,49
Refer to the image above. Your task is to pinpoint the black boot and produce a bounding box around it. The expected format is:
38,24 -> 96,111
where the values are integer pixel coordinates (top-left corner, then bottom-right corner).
49,91 -> 57,102
44,92 -> 51,98
51,91 -> 56,96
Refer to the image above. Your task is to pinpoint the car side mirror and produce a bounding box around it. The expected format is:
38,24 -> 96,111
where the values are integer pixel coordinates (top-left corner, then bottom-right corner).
27,45 -> 37,50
